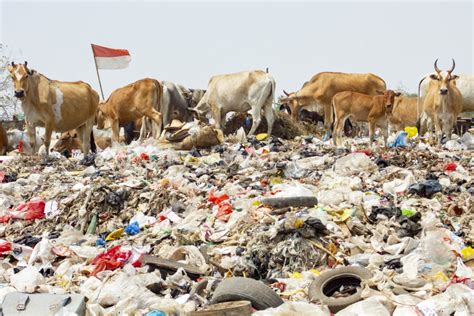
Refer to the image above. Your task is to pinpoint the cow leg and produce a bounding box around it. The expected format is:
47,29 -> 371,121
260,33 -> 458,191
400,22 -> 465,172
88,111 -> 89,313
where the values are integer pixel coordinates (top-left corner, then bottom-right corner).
111,120 -> 121,143
263,103 -> 275,135
26,124 -> 37,154
433,115 -> 442,145
441,115 -> 453,141
368,120 -> 376,145
139,117 -> 147,141
248,106 -> 262,136
43,123 -> 54,156
76,123 -> 91,154
382,125 -> 389,147
322,103 -> 332,141
145,110 -> 162,139
333,116 -> 341,146
211,106 -> 223,130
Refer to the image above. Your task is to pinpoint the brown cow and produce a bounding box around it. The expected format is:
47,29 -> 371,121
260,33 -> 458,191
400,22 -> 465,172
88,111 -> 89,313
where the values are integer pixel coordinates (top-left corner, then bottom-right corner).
279,72 -> 386,140
96,78 -> 163,142
8,62 -> 98,155
0,123 -> 8,155
388,96 -> 418,133
418,59 -> 463,144
332,90 -> 401,146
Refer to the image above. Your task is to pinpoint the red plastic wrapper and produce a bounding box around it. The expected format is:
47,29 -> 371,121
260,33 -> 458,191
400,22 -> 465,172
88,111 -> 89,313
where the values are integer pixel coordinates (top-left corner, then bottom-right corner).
217,203 -> 233,221
91,245 -> 132,276
0,241 -> 12,255
444,162 -> 457,172
208,192 -> 230,204
9,197 -> 45,221
355,149 -> 372,157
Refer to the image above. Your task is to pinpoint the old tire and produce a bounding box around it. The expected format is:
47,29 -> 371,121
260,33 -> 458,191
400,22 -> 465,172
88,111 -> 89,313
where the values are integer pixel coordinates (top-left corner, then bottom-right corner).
308,266 -> 372,313
210,277 -> 284,310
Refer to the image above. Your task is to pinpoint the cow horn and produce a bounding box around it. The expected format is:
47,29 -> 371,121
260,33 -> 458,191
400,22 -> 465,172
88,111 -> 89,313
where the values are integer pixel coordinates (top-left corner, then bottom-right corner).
448,58 -> 455,74
24,61 -> 28,67
283,90 -> 290,96
11,61 -> 15,66
434,59 -> 441,74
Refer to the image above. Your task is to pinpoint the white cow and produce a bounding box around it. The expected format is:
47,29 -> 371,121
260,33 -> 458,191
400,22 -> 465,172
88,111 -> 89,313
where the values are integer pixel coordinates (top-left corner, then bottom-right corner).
190,70 -> 276,136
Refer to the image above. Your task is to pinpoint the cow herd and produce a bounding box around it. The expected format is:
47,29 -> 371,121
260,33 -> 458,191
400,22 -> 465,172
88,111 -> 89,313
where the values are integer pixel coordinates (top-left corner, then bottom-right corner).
2,59 -> 473,157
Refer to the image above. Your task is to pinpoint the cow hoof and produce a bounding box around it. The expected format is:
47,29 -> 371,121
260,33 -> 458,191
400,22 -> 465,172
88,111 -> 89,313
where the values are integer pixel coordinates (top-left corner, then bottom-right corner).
81,154 -> 96,166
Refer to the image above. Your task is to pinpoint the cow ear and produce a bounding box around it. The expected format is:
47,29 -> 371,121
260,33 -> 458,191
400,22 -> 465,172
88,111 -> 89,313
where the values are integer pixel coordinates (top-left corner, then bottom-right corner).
72,132 -> 78,138
429,74 -> 438,80
395,92 -> 402,97
8,64 -> 13,72
450,75 -> 459,81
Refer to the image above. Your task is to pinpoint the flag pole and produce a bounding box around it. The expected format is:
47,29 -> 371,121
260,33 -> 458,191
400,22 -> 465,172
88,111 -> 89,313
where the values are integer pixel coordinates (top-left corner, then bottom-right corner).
91,44 -> 105,100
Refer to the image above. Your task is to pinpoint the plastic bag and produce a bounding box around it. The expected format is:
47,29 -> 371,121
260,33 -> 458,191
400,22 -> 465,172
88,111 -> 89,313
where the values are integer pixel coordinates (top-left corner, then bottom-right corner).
334,153 -> 377,175
336,297 -> 391,316
10,266 -> 45,293
125,221 -> 140,235
404,126 -> 418,138
389,131 -> 408,148
91,245 -> 132,276
8,197 -> 46,221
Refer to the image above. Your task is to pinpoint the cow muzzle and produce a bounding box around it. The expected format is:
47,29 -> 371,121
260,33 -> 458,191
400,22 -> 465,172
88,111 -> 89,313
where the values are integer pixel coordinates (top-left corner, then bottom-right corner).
439,88 -> 448,95
14,90 -> 25,98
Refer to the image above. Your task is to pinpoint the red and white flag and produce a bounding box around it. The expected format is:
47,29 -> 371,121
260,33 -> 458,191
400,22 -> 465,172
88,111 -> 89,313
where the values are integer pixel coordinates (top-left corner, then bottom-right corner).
91,44 -> 131,70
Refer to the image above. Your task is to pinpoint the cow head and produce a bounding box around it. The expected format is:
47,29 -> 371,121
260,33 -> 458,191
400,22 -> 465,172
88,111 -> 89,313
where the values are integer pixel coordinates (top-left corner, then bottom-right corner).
96,104 -> 107,129
278,90 -> 300,120
429,59 -> 459,96
8,61 -> 35,99
378,89 -> 401,113
53,131 -> 81,153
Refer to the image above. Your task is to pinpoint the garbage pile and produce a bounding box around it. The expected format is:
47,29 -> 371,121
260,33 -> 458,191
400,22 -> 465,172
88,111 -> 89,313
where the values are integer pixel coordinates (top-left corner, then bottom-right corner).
0,130 -> 473,315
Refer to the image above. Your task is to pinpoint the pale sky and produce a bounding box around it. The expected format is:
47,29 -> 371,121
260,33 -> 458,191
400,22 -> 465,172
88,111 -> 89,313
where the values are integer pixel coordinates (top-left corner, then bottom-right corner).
1,0 -> 472,99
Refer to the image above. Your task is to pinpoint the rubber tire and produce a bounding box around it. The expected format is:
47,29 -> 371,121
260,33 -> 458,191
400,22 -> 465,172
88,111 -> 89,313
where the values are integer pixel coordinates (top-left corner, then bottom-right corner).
308,266 -> 372,313
210,277 -> 284,310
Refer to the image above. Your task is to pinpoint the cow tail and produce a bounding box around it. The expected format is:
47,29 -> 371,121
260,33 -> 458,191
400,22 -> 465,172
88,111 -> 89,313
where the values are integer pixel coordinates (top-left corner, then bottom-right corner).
416,76 -> 426,132
90,129 -> 97,153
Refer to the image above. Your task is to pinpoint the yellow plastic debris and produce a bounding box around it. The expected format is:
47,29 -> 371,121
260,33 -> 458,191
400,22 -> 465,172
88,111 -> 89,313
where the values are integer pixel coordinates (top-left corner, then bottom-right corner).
105,228 -> 124,241
270,175 -> 283,185
252,200 -> 262,207
309,269 -> 321,276
461,246 -> 474,261
256,133 -> 268,141
404,126 -> 418,138
290,272 -> 302,279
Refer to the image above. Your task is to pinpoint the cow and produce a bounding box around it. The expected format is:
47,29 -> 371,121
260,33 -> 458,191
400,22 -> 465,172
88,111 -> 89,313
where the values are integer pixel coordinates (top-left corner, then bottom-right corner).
279,72 -> 387,140
140,82 -> 206,138
419,72 -> 473,115
332,90 -> 401,146
388,95 -> 418,133
96,78 -> 163,142
280,103 -> 356,137
417,59 -> 463,144
53,130 -> 123,154
0,123 -> 7,155
190,70 -> 275,136
8,62 -> 98,155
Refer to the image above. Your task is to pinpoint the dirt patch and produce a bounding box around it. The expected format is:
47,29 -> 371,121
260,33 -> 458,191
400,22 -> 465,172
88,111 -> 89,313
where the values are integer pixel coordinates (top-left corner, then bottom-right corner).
224,112 -> 322,139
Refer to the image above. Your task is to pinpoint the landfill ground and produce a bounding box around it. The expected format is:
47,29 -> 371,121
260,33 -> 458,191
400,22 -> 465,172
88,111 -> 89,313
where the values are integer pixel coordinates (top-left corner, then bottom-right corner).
0,122 -> 473,316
